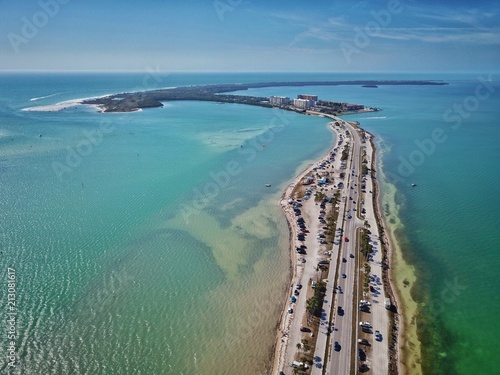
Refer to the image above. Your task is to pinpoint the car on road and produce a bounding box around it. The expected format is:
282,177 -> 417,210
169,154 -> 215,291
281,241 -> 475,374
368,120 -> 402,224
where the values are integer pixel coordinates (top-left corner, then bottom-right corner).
350,253 -> 354,258
344,237 -> 349,242
337,306 -> 344,316
342,257 -> 347,263
358,338 -> 370,346
334,341 -> 341,351
359,364 -> 370,373
300,326 -> 311,332
342,273 -> 346,278
288,307 -> 293,314
358,348 -> 367,361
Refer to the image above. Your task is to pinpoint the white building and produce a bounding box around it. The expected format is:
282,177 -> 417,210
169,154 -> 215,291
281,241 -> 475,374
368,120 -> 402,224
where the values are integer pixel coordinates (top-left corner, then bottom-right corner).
269,96 -> 291,106
293,98 -> 313,110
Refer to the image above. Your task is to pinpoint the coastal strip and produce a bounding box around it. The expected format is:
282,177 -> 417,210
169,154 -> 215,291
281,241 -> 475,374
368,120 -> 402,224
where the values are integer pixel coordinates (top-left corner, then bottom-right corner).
373,153 -> 423,375
271,113 -> 414,375
271,120 -> 342,374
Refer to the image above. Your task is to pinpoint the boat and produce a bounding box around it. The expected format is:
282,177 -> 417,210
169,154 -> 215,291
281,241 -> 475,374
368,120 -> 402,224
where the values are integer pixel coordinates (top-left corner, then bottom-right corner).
265,183 -> 271,187
412,182 -> 417,187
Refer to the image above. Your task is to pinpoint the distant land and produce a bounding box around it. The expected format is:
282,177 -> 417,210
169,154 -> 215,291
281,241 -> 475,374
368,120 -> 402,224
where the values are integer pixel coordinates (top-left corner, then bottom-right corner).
83,80 -> 448,113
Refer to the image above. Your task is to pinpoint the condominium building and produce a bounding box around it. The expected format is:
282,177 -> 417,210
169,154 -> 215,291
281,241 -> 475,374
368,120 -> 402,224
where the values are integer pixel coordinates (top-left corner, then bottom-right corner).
269,96 -> 291,106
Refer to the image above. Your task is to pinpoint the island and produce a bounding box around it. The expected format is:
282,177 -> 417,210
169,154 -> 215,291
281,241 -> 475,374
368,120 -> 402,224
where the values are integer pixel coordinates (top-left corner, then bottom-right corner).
82,80 -> 447,113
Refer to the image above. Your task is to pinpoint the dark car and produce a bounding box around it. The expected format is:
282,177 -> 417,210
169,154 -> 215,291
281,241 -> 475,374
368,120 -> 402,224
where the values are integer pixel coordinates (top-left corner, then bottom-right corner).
300,326 -> 311,332
334,341 -> 341,351
342,257 -> 347,263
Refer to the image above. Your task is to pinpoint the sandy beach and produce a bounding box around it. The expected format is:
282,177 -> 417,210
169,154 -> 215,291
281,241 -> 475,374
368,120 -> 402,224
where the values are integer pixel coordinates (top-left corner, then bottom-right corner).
22,94 -> 121,113
271,121 -> 341,374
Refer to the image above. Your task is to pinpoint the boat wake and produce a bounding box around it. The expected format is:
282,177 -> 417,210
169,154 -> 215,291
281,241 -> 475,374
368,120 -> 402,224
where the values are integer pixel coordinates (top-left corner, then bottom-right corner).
362,116 -> 387,120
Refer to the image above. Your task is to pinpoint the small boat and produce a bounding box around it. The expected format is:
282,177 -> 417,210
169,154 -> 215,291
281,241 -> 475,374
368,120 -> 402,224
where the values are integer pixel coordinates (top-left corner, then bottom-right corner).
265,183 -> 271,187
411,183 -> 417,187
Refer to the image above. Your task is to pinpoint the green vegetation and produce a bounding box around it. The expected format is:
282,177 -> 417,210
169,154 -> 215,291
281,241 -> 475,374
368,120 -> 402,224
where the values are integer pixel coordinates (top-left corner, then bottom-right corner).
341,145 -> 349,161
83,80 -> 448,113
361,163 -> 369,176
314,191 -> 326,202
360,229 -> 372,259
306,281 -> 326,318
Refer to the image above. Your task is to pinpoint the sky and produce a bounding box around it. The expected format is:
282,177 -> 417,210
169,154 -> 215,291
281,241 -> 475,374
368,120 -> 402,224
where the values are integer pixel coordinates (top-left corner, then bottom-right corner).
0,0 -> 499,73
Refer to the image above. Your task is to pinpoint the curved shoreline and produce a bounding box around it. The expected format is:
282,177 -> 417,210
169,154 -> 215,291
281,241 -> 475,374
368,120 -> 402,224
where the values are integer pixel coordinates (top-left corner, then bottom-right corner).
270,123 -> 339,373
23,80 -> 447,113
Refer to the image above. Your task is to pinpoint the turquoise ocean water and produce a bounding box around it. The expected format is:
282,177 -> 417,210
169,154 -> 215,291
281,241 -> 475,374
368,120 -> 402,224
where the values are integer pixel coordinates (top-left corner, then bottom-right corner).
0,73 -> 498,374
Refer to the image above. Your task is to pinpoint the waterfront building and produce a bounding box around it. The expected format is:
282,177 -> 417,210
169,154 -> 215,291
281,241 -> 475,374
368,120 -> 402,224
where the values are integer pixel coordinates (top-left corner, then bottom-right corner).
269,96 -> 291,106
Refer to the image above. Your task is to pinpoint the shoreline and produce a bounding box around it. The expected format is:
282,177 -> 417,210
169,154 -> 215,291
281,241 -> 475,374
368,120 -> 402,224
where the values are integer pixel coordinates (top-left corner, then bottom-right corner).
22,79 -> 447,114
270,121 -> 339,373
373,150 -> 423,375
272,115 -> 423,375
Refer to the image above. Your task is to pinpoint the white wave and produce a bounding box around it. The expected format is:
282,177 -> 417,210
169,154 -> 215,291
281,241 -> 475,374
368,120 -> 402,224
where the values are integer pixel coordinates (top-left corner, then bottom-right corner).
30,93 -> 60,101
362,116 -> 387,120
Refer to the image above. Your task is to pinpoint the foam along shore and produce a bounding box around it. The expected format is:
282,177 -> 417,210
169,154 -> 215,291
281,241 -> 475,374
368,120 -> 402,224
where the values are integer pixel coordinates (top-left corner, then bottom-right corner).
271,113 -> 418,375
22,98 -> 85,112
